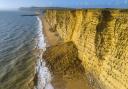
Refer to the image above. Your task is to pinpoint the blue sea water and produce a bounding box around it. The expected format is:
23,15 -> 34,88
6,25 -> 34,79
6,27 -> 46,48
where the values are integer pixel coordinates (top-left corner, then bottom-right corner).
0,11 -> 53,89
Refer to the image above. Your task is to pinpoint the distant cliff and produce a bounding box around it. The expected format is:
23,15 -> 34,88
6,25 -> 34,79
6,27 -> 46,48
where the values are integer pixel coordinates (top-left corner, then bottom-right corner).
43,9 -> 128,89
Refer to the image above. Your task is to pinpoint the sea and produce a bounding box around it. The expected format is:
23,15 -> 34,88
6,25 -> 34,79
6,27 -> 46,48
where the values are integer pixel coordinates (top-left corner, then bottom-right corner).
0,11 -> 53,89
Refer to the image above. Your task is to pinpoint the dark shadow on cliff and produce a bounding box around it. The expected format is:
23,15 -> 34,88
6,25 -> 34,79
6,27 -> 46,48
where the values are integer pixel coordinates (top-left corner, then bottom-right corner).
95,10 -> 112,60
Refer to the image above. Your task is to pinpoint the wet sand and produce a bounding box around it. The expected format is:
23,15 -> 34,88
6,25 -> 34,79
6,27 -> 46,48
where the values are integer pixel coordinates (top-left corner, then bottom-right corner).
52,74 -> 90,89
41,15 -> 91,89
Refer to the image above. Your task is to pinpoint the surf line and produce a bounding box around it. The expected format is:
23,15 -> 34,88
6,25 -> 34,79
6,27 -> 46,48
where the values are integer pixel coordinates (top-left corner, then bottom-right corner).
35,17 -> 54,89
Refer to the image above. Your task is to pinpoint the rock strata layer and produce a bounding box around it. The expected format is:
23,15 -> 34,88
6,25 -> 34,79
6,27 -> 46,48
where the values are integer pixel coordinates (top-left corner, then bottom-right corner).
43,9 -> 128,89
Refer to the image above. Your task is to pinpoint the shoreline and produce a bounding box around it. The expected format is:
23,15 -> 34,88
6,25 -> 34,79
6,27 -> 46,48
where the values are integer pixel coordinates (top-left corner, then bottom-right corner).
40,14 -> 91,89
35,16 -> 53,89
41,15 -> 61,46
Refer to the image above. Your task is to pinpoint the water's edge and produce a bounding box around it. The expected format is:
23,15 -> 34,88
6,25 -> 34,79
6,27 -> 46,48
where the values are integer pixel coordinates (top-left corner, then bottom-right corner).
35,17 -> 54,89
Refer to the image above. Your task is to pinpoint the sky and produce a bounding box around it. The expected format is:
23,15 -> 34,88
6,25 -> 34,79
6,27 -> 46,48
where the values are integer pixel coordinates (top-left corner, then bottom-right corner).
0,0 -> 44,10
0,0 -> 128,10
42,0 -> 128,8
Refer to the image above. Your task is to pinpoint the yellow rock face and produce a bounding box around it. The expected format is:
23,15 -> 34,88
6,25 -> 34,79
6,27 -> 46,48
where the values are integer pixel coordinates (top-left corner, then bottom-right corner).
44,9 -> 128,89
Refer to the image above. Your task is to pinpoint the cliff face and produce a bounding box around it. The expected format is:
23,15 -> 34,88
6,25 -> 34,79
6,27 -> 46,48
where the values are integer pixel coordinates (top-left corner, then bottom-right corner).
44,9 -> 128,89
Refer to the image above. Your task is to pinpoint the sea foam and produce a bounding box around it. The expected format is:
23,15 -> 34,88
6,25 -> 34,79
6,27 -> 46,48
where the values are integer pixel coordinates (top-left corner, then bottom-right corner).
35,17 -> 54,89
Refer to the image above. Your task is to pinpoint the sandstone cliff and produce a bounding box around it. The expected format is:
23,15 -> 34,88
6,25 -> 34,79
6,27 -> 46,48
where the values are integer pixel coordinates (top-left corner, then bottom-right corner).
43,9 -> 128,89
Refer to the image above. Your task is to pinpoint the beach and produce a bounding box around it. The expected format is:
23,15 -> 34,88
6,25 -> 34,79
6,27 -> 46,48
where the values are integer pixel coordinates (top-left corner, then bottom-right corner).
41,16 -> 61,46
41,15 -> 91,89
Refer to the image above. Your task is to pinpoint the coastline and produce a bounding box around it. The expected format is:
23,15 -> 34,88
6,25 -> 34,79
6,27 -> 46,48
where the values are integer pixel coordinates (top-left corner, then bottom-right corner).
35,16 -> 53,89
41,15 -> 61,46
41,14 -> 91,89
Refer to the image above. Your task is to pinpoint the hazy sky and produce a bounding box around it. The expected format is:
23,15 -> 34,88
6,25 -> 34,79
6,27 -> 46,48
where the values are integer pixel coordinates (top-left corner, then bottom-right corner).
0,0 -> 128,10
0,0 -> 44,10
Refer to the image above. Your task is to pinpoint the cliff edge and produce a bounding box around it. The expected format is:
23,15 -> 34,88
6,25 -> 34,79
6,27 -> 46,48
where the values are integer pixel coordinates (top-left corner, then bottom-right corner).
43,9 -> 128,89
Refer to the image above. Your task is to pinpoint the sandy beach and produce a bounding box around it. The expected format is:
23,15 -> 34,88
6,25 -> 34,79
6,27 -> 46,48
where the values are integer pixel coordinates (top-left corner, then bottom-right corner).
41,15 -> 91,89
41,16 -> 61,46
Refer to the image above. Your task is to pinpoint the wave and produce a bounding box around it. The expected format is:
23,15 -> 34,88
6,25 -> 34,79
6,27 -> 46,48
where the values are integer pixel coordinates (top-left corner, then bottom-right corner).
35,17 -> 54,89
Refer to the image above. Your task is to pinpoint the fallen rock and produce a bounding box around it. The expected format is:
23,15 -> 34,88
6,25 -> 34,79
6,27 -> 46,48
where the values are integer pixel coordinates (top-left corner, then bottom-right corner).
43,41 -> 85,77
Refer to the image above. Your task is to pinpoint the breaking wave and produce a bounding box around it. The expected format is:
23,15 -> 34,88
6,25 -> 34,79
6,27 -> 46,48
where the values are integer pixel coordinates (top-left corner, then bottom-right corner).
35,17 -> 54,89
